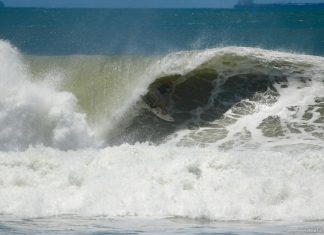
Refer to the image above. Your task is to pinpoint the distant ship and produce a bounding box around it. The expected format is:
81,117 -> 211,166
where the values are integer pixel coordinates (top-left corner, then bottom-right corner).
234,0 -> 324,8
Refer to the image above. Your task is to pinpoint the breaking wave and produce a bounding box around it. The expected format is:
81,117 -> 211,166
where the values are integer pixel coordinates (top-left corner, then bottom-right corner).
1,39 -> 324,221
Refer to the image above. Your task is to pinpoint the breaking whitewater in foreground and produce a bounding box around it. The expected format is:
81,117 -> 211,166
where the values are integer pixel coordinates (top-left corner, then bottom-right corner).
0,39 -> 324,229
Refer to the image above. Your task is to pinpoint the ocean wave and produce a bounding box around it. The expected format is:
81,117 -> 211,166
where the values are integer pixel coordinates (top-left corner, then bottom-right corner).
1,39 -> 324,221
1,39 -> 324,149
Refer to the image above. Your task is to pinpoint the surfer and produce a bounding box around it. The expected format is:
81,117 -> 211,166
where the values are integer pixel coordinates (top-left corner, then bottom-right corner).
142,80 -> 180,120
152,82 -> 177,115
152,82 -> 172,114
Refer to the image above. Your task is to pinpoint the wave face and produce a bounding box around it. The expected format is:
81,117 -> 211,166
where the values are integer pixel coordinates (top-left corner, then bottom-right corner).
1,40 -> 324,220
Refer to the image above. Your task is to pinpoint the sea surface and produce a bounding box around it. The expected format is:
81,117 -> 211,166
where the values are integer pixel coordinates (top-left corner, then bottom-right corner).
0,7 -> 324,234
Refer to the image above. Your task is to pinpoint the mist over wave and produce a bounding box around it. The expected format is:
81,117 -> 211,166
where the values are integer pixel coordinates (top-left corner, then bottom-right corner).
1,39 -> 324,221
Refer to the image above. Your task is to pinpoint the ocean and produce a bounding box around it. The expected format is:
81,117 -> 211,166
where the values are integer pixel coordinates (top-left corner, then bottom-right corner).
0,7 -> 324,234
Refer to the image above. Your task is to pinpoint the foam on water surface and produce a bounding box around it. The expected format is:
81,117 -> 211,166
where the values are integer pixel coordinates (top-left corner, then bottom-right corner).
0,145 -> 324,220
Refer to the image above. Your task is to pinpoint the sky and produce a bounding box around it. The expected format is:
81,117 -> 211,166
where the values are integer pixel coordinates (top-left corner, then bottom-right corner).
2,0 -> 324,8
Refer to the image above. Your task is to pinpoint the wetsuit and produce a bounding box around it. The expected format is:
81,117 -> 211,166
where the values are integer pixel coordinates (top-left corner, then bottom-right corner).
156,84 -> 171,103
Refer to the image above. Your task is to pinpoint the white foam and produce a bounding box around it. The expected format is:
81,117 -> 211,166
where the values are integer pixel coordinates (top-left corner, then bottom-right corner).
214,78 -> 324,149
0,40 -> 95,150
0,145 -> 323,221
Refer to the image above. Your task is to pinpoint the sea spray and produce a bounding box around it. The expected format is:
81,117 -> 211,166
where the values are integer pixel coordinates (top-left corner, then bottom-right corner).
0,40 -> 95,150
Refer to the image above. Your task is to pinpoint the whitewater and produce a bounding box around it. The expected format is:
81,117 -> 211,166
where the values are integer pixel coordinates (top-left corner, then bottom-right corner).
0,38 -> 324,227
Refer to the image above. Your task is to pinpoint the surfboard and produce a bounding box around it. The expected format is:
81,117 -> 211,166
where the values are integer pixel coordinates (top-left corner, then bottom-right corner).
149,106 -> 175,122
141,100 -> 175,122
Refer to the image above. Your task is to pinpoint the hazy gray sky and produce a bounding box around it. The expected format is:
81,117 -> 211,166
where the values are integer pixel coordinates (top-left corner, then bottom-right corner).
2,0 -> 324,8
